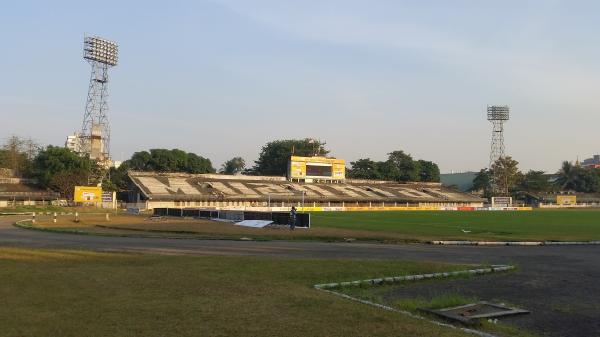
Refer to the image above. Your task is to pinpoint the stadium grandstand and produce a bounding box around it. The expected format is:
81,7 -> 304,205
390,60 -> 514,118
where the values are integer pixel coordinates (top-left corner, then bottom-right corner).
0,169 -> 59,207
127,171 -> 485,211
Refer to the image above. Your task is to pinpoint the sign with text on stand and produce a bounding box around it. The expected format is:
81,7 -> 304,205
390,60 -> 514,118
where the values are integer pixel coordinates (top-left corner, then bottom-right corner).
101,191 -> 117,209
491,197 -> 512,207
556,195 -> 576,206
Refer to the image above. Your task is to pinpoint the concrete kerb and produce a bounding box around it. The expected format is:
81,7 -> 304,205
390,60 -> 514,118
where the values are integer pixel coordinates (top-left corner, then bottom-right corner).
0,212 -> 34,216
430,240 -> 600,246
316,288 -> 497,337
313,267 -> 513,337
13,219 -> 98,236
314,265 -> 514,291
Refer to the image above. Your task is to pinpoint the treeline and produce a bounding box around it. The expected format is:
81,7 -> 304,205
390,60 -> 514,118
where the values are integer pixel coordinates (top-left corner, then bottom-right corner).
473,157 -> 600,198
124,149 -> 215,174
1,136 -> 441,197
347,151 -> 440,182
5,133 -> 597,199
249,139 -> 440,182
0,137 -> 97,199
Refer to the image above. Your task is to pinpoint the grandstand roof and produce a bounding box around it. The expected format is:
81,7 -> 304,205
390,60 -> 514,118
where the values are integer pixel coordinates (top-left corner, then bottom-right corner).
128,171 -> 484,203
0,182 -> 59,200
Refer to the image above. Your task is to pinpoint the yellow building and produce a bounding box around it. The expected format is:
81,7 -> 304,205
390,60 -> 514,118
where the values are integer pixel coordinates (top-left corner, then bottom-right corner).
288,156 -> 345,182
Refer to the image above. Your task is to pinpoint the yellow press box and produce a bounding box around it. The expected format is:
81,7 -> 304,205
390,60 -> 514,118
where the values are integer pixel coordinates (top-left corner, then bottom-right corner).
288,156 -> 345,180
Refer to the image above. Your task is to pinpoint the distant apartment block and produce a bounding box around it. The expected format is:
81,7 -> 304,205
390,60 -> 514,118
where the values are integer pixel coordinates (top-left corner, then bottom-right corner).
65,133 -> 83,153
582,155 -> 600,168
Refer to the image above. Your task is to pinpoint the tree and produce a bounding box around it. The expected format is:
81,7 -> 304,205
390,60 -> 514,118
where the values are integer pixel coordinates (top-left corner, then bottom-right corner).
29,146 -> 97,198
348,158 -> 381,179
471,168 -> 492,198
348,151 -> 440,182
253,139 -> 329,176
417,160 -> 440,182
107,162 -> 131,192
148,149 -> 180,171
128,151 -> 152,171
518,170 -> 552,193
553,161 -> 600,193
384,151 -> 419,182
555,161 -> 579,190
125,149 -> 215,174
0,136 -> 39,176
578,169 -> 600,192
490,156 -> 522,196
51,169 -> 89,199
221,157 -> 245,175
186,153 -> 214,174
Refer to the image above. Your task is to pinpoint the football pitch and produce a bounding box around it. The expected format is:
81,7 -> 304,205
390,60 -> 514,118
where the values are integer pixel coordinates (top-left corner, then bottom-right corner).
311,209 -> 600,242
15,208 -> 600,243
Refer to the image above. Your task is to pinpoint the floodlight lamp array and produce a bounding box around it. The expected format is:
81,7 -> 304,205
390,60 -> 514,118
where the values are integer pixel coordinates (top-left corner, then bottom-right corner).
84,36 -> 118,66
487,105 -> 510,121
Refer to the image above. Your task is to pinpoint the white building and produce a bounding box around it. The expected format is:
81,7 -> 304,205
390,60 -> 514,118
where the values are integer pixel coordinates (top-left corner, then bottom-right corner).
65,133 -> 83,153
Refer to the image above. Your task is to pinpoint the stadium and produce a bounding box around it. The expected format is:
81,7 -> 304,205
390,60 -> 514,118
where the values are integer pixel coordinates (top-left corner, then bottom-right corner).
2,11 -> 600,337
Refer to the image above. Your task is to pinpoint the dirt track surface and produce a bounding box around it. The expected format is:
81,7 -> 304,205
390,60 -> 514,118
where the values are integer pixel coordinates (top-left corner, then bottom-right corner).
2,216 -> 599,336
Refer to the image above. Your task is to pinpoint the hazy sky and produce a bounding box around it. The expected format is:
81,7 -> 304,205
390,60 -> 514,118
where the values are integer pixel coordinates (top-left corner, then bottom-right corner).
1,0 -> 599,173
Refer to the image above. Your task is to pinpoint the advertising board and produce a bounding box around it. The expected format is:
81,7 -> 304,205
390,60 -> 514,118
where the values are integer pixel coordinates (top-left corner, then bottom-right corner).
74,186 -> 102,203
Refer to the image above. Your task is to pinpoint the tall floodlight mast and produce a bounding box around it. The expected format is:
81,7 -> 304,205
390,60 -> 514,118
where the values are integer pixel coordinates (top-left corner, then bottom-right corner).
487,105 -> 510,168
80,35 -> 118,163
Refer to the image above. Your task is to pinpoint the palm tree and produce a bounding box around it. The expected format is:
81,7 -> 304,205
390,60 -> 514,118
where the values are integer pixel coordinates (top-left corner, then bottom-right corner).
556,161 -> 578,190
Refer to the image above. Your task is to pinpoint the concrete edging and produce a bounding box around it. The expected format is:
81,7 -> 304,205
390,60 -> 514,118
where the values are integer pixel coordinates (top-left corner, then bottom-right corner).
13,219 -> 94,236
316,288 -> 497,337
314,265 -> 514,290
313,266 -> 514,337
430,240 -> 600,246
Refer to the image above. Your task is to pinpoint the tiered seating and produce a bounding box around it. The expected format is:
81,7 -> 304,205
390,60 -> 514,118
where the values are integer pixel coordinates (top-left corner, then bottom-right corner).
302,184 -> 336,197
207,182 -> 236,195
128,171 -> 483,203
167,178 -> 200,194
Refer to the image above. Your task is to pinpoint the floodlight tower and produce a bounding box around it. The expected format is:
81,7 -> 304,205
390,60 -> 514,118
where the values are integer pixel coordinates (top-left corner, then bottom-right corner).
487,105 -> 510,168
80,35 -> 118,163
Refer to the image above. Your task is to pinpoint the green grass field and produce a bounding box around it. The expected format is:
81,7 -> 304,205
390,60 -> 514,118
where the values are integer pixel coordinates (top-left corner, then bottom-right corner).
17,208 -> 600,242
311,209 -> 600,241
0,248 -> 475,337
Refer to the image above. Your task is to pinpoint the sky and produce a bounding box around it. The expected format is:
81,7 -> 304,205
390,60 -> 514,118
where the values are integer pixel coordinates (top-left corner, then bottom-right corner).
1,0 -> 599,173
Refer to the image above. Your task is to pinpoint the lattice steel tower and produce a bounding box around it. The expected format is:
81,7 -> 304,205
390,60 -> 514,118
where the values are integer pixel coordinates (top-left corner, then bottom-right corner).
80,35 -> 118,162
487,105 -> 510,168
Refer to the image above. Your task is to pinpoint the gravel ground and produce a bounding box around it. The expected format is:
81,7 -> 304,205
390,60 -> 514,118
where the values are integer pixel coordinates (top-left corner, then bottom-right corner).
380,251 -> 600,337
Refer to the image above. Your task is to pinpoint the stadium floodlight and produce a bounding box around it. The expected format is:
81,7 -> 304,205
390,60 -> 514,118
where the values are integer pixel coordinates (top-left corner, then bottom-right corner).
78,35 -> 118,167
83,36 -> 118,66
487,105 -> 509,122
487,105 -> 510,194
487,105 -> 510,168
